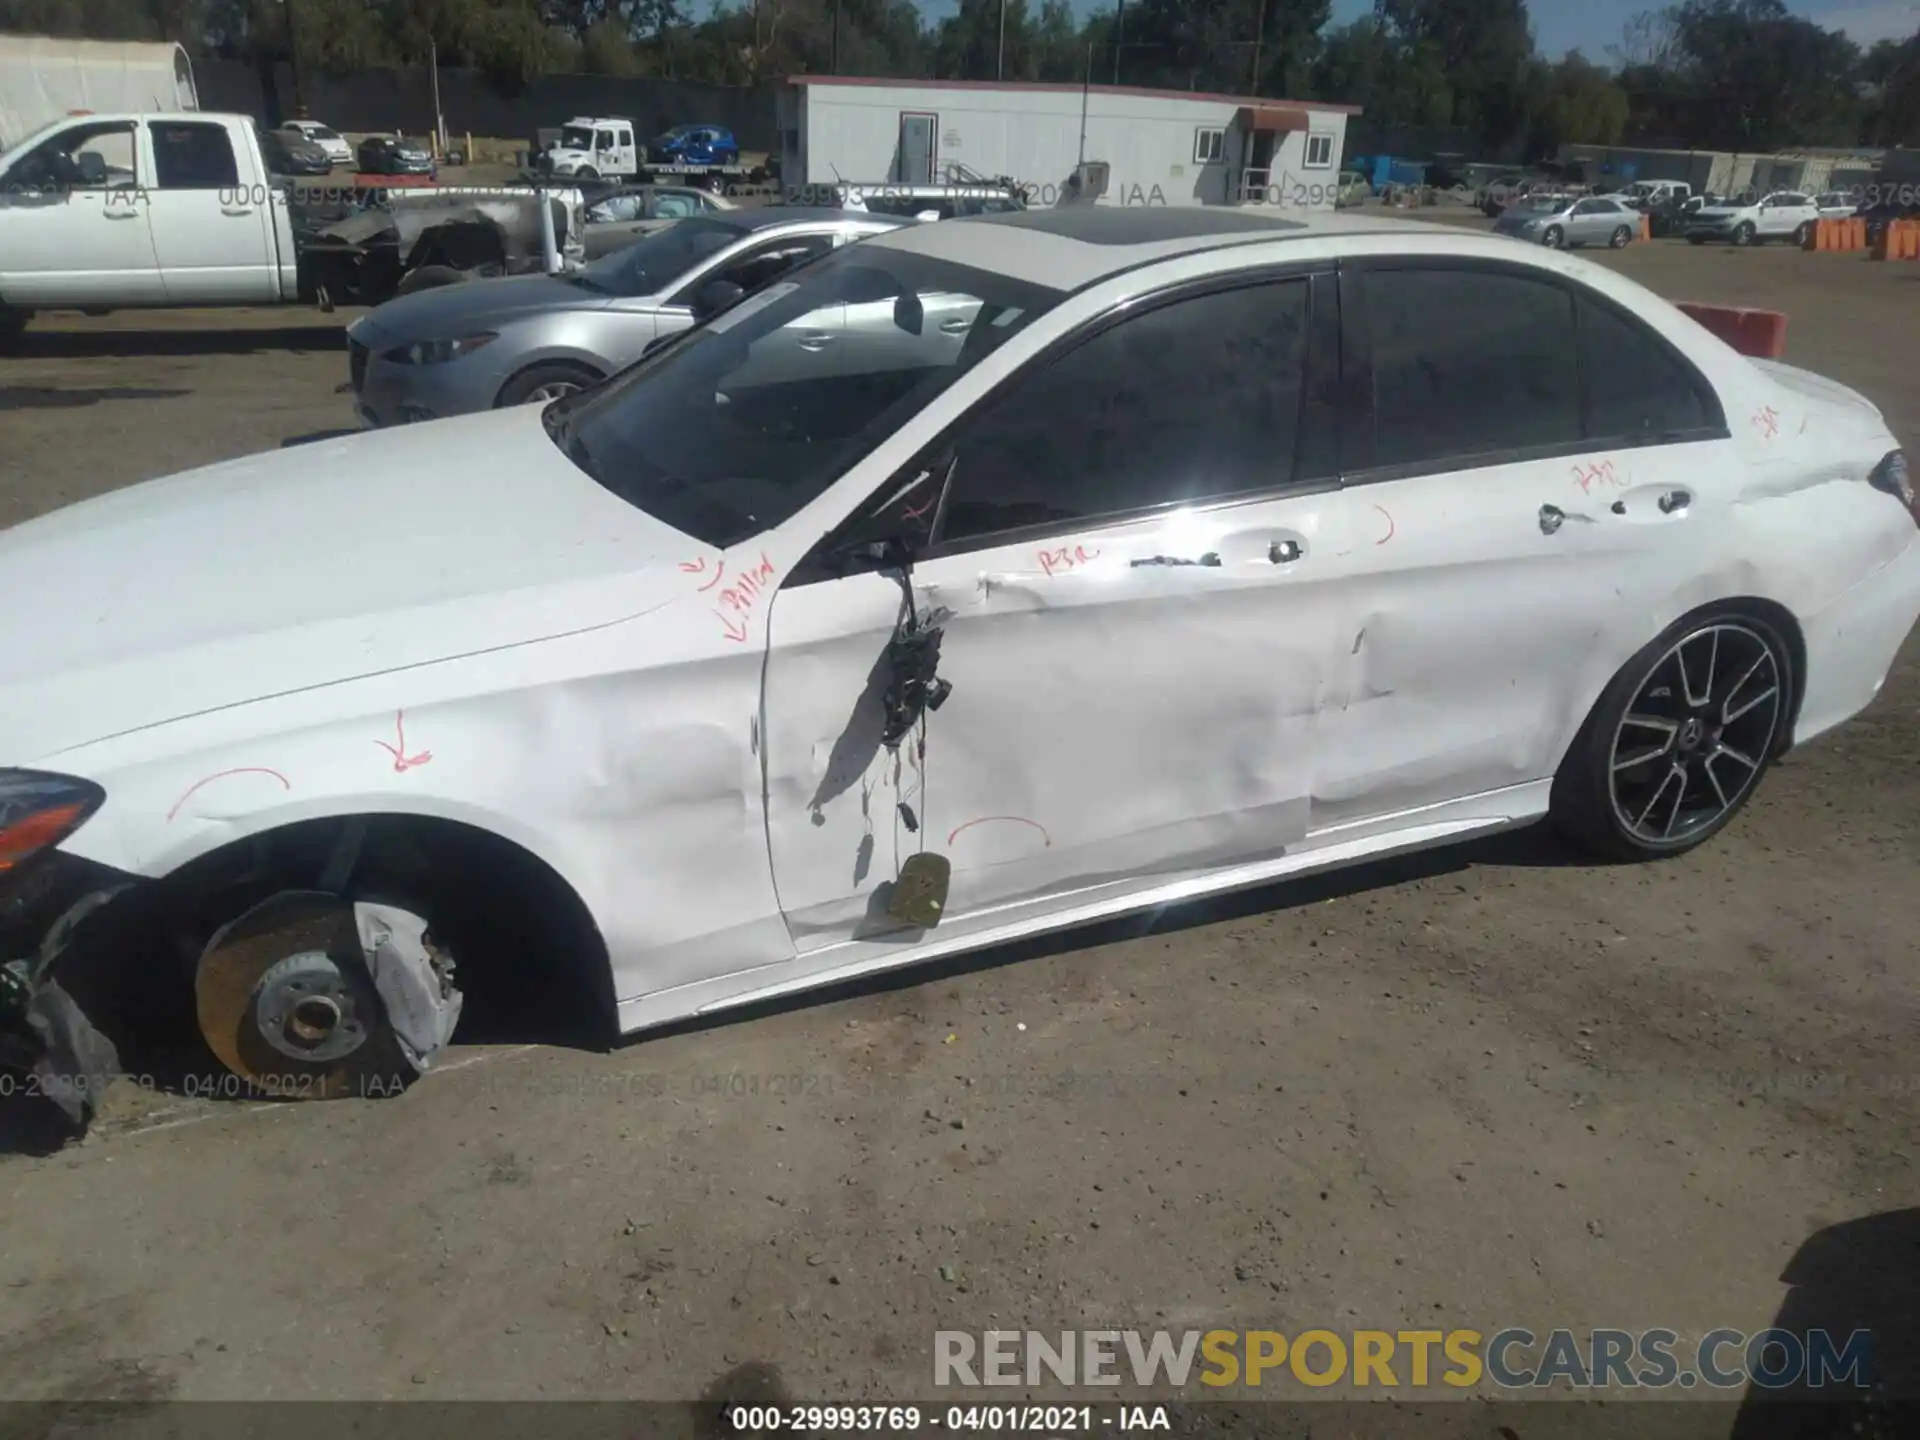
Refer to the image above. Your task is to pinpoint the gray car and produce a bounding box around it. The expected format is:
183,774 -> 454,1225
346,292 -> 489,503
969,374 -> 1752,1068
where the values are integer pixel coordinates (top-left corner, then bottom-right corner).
580,184 -> 738,259
345,209 -> 907,428
1492,193 -> 1640,249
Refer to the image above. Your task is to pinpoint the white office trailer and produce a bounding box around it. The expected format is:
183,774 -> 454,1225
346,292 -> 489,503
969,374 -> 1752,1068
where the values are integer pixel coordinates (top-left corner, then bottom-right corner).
777,76 -> 1358,212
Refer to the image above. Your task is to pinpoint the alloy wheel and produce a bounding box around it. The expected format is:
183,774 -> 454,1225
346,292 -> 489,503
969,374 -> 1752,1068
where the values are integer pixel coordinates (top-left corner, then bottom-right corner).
1609,623 -> 1784,847
525,381 -> 582,402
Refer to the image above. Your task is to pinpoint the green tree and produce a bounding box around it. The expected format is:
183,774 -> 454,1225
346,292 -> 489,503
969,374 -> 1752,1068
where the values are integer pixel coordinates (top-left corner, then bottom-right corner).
1525,52 -> 1628,156
1382,0 -> 1533,145
1309,17 -> 1450,128
1670,0 -> 1861,149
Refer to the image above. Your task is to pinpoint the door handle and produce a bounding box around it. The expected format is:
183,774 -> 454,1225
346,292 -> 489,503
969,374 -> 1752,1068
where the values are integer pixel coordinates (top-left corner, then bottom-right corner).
221,205 -> 255,216
1610,489 -> 1692,517
1540,503 -> 1566,535
797,332 -> 834,351
103,207 -> 143,219
1268,539 -> 1305,564
939,317 -> 971,334
1130,552 -> 1220,568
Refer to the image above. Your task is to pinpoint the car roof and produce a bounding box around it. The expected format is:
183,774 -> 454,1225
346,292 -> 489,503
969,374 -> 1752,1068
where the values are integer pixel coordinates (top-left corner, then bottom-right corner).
858,206 -> 1433,289
739,206 -> 911,231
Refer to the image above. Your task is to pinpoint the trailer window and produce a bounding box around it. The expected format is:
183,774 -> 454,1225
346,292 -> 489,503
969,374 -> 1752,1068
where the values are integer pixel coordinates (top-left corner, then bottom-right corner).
152,122 -> 240,189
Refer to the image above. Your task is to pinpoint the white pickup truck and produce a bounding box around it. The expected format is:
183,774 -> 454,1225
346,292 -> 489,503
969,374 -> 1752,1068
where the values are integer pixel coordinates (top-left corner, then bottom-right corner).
0,110 -> 583,343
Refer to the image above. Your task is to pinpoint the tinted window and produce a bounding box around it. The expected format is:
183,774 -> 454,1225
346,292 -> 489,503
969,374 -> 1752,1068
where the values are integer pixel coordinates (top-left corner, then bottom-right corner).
554,249 -> 1061,547
152,122 -> 239,188
695,235 -> 834,297
1579,298 -> 1715,440
569,215 -> 746,298
1364,268 -> 1580,470
939,280 -> 1313,544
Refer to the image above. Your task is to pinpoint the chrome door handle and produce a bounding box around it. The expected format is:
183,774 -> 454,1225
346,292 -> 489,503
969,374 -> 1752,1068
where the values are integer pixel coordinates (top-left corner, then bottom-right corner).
797,332 -> 834,351
103,208 -> 143,219
1658,488 -> 1691,514
939,317 -> 971,333
1539,504 -> 1566,535
221,205 -> 255,216
1268,539 -> 1305,563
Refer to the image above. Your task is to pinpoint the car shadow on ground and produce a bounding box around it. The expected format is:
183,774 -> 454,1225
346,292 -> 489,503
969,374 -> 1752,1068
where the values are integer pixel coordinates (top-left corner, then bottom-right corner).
0,385 -> 189,411
0,823 -> 1588,1158
7,327 -> 346,359
1729,1207 -> 1920,1437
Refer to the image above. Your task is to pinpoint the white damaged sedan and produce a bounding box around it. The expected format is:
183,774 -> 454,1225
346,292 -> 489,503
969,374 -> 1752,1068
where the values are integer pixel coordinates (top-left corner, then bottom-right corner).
4,208 -> 1917,1124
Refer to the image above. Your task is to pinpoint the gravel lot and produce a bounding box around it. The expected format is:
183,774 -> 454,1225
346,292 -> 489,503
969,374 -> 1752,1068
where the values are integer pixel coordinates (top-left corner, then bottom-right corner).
1,222 -> 1916,1416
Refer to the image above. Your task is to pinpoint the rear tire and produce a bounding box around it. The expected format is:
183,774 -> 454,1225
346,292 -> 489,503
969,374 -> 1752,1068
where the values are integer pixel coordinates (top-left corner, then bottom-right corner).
1550,609 -> 1793,862
1542,224 -> 1565,248
496,360 -> 602,409
1609,224 -> 1632,248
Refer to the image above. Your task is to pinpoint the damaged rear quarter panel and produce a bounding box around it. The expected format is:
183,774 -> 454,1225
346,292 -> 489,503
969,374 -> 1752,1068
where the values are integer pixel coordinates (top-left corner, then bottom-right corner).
37,587 -> 798,1013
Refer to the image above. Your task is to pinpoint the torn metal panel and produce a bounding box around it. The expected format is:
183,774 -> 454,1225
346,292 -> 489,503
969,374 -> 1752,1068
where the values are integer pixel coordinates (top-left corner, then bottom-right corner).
1,876 -> 135,1132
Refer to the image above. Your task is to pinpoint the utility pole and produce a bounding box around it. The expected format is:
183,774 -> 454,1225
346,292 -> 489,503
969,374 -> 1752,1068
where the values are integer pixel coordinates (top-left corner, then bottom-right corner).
997,0 -> 1006,81
831,0 -> 841,72
1249,0 -> 1267,97
1112,0 -> 1124,84
281,0 -> 309,118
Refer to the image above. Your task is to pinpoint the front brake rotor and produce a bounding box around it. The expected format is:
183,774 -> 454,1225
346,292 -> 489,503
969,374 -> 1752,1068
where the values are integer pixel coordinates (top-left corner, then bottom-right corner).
194,891 -> 398,1100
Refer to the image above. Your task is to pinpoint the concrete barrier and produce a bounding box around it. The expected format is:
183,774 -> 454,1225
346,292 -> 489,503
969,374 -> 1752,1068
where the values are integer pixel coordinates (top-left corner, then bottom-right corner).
1674,302 -> 1788,359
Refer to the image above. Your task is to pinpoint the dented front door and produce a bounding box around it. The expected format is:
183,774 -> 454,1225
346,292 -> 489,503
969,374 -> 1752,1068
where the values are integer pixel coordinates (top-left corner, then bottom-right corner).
909,493 -> 1353,927
762,268 -> 1353,955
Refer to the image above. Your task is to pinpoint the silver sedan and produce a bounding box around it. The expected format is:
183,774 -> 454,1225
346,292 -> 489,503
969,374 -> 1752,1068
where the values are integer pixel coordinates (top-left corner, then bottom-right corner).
580,184 -> 739,260
1493,194 -> 1641,249
345,209 -> 906,428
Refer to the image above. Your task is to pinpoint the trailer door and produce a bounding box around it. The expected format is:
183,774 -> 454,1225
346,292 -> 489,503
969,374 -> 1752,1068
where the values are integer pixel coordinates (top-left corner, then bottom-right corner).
896,113 -> 936,184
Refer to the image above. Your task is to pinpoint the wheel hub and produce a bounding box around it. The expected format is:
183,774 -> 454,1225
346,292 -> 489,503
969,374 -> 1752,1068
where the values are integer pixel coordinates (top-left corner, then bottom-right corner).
1678,717 -> 1706,753
251,950 -> 371,1064
195,892 -> 390,1098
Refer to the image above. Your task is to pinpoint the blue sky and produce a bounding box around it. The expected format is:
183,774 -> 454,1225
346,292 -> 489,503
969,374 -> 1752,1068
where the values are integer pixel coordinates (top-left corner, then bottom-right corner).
912,1 -> 1919,57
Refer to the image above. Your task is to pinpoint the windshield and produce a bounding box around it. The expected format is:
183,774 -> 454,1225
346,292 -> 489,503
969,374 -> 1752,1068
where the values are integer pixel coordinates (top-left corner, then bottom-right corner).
560,125 -> 594,149
548,246 -> 1065,547
570,215 -> 747,297
1523,195 -> 1568,212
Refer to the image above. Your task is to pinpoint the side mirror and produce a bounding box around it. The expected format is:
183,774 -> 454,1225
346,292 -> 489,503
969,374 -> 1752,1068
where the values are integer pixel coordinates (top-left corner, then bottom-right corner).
693,278 -> 745,320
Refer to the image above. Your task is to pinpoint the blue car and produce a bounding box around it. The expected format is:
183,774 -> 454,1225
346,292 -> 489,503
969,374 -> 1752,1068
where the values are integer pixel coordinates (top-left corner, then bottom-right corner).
646,124 -> 740,168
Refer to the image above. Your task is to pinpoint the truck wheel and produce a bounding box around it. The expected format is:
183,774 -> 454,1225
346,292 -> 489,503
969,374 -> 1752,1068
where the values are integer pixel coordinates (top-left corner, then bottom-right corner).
0,305 -> 31,347
576,166 -> 599,181
497,361 -> 603,408
394,264 -> 471,297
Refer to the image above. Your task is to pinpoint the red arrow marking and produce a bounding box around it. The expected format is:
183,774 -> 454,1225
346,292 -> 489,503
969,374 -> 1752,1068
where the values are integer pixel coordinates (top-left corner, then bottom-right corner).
1373,504 -> 1396,546
374,710 -> 432,773
697,560 -> 726,592
166,767 -> 290,823
719,613 -> 750,643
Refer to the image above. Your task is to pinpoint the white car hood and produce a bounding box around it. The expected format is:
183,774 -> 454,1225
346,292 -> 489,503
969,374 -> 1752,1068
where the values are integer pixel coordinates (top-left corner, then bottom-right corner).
0,406 -> 692,763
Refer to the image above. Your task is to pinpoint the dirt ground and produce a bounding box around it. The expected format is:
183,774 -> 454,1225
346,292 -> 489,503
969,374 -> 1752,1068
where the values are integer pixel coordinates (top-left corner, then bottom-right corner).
1,223 -> 1916,1418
